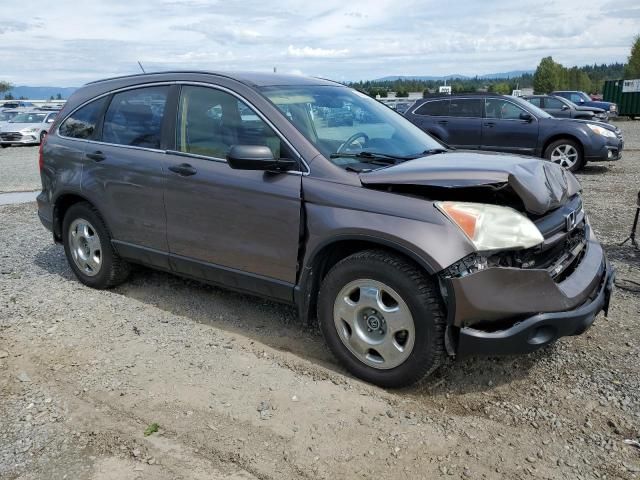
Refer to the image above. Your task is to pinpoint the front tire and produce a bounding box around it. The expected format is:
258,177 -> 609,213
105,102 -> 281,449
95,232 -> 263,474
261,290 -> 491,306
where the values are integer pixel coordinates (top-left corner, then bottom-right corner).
62,202 -> 130,289
544,138 -> 584,172
317,250 -> 446,388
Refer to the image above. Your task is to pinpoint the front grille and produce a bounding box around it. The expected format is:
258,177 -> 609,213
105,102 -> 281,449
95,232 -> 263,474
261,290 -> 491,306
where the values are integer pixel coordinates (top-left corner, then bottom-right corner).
0,132 -> 22,141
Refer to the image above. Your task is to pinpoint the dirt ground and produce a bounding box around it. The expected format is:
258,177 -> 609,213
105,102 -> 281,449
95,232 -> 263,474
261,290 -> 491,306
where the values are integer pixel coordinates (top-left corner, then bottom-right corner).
1,128 -> 639,479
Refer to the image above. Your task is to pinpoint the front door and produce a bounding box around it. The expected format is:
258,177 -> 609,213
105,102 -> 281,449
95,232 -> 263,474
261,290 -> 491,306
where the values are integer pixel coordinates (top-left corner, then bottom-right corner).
481,98 -> 539,155
163,85 -> 302,301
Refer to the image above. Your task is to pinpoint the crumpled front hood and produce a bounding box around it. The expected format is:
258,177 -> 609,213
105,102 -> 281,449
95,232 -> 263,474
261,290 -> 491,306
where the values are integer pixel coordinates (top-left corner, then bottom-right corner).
359,151 -> 581,215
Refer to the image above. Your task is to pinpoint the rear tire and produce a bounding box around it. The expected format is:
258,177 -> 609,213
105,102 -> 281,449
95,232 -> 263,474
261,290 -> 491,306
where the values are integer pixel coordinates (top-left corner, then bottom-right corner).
544,138 -> 584,172
62,202 -> 130,289
317,250 -> 446,388
1,144 -> 9,148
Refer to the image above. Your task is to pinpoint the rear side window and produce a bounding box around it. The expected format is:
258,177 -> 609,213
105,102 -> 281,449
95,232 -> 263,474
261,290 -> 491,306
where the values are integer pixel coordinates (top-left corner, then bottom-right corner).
485,98 -> 527,120
102,86 -> 169,149
58,97 -> 108,139
449,98 -> 482,117
413,99 -> 450,116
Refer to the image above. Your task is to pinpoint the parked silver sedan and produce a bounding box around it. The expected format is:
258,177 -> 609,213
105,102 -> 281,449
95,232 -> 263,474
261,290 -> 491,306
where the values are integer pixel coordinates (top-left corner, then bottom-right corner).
0,111 -> 58,147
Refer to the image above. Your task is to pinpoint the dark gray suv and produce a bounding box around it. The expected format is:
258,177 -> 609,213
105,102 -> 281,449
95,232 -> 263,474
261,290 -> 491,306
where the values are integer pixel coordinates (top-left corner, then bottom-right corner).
37,72 -> 614,387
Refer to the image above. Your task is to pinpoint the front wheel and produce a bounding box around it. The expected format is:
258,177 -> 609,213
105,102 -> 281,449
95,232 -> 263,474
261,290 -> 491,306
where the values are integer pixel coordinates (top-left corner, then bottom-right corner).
317,250 -> 446,388
544,139 -> 584,172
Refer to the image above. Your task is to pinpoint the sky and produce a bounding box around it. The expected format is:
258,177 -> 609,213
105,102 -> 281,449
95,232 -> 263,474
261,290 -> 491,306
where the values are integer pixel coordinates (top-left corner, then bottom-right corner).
0,0 -> 638,87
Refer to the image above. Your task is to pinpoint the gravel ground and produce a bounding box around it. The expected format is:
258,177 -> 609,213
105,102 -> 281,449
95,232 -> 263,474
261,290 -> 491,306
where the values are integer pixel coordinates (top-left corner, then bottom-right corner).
0,146 -> 41,193
1,130 -> 639,479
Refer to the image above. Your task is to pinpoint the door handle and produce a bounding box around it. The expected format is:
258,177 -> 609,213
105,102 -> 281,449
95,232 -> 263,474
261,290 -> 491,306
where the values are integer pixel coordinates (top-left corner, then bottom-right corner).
168,163 -> 197,176
484,122 -> 496,128
86,151 -> 105,162
437,120 -> 449,125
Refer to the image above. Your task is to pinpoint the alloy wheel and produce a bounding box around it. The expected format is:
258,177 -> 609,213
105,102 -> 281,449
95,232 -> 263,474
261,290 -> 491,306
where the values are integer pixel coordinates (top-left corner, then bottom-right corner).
68,218 -> 102,276
550,144 -> 579,169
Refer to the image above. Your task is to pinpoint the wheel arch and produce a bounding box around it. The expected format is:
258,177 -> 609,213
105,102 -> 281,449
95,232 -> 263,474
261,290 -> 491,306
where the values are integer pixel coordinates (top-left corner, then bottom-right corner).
295,236 -> 439,325
52,192 -> 101,242
541,134 -> 584,161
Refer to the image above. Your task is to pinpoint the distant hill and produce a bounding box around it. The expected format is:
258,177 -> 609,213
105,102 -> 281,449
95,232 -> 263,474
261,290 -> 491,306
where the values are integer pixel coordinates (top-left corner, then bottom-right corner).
374,70 -> 533,81
6,86 -> 78,100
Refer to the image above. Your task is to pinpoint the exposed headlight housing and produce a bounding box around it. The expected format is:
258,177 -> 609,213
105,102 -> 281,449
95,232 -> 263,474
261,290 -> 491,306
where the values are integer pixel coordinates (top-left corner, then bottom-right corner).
435,201 -> 544,252
587,123 -> 616,138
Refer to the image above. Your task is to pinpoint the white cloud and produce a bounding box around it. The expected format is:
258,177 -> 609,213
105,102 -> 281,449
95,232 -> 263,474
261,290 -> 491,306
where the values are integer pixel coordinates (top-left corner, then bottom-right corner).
287,45 -> 349,58
0,0 -> 637,85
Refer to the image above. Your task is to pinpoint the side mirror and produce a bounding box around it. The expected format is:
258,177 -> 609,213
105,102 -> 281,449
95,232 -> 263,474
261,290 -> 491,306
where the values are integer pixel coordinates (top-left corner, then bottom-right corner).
227,145 -> 297,172
519,112 -> 533,122
561,105 -> 570,111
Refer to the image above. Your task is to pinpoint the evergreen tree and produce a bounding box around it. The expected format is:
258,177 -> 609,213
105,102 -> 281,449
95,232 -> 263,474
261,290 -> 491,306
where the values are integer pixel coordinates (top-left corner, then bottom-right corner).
624,35 -> 640,78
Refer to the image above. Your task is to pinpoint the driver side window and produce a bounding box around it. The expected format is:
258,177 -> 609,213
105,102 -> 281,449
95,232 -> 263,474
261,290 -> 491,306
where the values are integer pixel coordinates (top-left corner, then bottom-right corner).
176,86 -> 285,160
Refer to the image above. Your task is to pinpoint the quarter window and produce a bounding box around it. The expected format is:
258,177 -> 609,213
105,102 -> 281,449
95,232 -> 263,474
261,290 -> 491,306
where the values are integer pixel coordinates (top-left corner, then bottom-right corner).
102,86 -> 169,149
485,99 -> 527,120
176,85 -> 285,160
449,98 -> 482,117
413,99 -> 450,116
58,97 -> 108,139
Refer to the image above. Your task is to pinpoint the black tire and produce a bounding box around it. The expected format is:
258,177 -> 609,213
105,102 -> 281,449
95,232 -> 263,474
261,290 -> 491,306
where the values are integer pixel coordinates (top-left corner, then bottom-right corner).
39,131 -> 47,144
1,144 -> 9,148
544,138 -> 584,172
317,250 -> 446,388
62,202 -> 130,289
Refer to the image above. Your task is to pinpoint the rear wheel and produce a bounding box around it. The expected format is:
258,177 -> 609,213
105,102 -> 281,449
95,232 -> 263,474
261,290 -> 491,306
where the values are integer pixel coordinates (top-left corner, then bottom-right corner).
1,144 -> 9,148
544,138 -> 584,172
317,250 -> 446,388
62,202 -> 130,289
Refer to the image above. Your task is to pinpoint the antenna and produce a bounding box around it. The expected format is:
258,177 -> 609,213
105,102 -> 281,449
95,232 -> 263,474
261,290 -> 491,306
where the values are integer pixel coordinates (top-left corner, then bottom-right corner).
137,61 -> 146,74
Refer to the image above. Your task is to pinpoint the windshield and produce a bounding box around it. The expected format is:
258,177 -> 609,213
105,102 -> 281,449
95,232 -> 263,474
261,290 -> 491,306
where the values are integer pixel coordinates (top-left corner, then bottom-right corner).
9,112 -> 46,123
0,111 -> 18,121
509,96 -> 552,119
259,85 -> 444,168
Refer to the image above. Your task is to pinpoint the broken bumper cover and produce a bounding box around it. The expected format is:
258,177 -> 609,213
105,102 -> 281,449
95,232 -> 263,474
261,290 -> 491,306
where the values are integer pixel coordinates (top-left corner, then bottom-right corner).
446,225 -> 614,356
456,262 -> 614,356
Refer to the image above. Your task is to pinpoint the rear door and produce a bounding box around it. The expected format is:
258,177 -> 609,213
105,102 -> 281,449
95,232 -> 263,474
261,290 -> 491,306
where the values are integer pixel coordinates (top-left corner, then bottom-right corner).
446,98 -> 483,148
80,85 -> 171,267
163,84 -> 302,301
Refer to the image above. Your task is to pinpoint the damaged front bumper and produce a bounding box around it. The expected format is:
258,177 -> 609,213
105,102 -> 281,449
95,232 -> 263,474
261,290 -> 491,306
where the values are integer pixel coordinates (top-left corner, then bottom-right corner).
442,224 -> 614,356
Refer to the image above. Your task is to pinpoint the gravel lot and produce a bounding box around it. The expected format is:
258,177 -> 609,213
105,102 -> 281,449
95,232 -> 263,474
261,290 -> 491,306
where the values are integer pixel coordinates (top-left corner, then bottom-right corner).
1,124 -> 639,479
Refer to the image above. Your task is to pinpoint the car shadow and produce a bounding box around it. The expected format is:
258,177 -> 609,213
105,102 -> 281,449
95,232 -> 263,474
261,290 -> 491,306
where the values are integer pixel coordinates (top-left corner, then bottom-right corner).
34,244 -> 544,394
577,164 -> 611,175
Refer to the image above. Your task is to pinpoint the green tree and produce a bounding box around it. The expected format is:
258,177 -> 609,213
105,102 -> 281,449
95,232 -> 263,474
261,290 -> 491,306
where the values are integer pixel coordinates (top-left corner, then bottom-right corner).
533,57 -> 561,93
489,82 -> 511,94
56,93 -> 62,100
4,93 -> 14,100
394,90 -> 409,98
0,81 -> 12,97
624,34 -> 640,78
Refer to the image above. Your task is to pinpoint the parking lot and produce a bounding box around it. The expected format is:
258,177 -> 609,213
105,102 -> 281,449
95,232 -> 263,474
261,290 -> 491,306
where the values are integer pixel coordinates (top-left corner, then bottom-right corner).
1,122 -> 639,479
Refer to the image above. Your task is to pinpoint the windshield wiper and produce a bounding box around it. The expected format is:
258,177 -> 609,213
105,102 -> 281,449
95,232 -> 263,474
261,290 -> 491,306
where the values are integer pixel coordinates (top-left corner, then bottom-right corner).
329,151 -> 414,164
411,148 -> 449,157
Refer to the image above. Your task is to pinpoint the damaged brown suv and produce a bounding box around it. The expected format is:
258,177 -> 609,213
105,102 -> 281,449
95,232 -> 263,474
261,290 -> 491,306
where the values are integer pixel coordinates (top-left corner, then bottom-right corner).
37,72 -> 615,387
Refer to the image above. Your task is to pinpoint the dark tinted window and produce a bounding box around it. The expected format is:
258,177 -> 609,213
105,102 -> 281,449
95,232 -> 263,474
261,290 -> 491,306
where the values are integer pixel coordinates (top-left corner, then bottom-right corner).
102,86 -> 169,148
413,99 -> 449,116
176,85 -> 285,160
527,97 -> 542,107
58,97 -> 107,139
545,97 -> 564,109
485,98 -> 527,120
449,98 -> 482,117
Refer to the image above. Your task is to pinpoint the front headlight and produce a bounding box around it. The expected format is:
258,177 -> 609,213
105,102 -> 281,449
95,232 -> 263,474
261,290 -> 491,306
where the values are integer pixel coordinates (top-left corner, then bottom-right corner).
22,128 -> 38,133
435,201 -> 544,252
587,123 -> 616,138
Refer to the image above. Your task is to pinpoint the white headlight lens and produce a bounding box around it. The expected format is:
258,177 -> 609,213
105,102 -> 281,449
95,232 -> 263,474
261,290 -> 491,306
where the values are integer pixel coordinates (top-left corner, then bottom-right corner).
436,202 -> 544,252
587,124 -> 616,138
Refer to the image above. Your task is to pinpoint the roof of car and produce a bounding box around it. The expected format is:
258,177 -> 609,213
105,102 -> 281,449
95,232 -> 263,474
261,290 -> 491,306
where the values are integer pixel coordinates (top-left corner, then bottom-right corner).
86,71 -> 342,88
